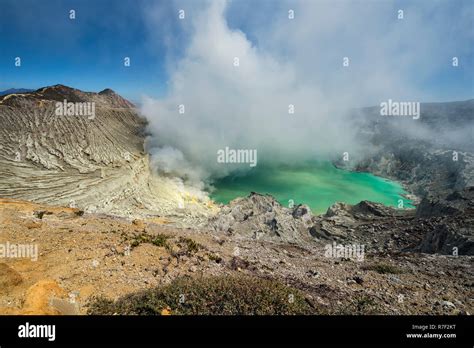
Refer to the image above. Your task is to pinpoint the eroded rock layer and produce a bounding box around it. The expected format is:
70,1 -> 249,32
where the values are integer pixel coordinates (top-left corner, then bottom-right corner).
0,85 -> 214,224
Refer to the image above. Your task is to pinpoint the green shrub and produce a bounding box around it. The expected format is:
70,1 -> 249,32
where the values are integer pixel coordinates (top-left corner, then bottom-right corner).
337,294 -> 383,315
127,232 -> 171,250
178,237 -> 201,255
87,275 -> 314,315
151,234 -> 170,248
207,253 -> 223,263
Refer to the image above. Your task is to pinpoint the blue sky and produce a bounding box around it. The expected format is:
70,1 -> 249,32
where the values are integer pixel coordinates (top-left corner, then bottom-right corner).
0,0 -> 171,101
0,0 -> 473,103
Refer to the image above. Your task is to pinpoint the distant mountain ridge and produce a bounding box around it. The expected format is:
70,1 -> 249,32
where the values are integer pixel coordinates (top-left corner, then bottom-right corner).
0,88 -> 34,96
0,84 -> 135,109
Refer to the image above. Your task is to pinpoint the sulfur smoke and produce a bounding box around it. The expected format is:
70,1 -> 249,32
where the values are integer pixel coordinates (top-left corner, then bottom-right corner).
141,0 -> 473,186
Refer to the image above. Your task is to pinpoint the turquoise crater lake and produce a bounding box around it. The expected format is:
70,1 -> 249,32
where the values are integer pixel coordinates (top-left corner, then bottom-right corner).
210,162 -> 414,214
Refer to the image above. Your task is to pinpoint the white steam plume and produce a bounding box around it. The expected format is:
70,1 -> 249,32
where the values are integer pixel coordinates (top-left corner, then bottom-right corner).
141,0 -> 473,184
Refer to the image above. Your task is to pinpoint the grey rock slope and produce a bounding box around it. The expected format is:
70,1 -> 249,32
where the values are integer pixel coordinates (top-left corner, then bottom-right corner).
0,85 -> 214,223
207,190 -> 473,255
416,187 -> 474,255
332,100 -> 474,255
348,99 -> 474,199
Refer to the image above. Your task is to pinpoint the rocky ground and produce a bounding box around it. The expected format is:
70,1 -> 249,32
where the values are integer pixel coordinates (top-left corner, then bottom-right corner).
0,195 -> 472,315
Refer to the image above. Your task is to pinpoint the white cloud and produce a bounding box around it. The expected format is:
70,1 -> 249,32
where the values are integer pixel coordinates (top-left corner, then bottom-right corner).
141,0 -> 473,184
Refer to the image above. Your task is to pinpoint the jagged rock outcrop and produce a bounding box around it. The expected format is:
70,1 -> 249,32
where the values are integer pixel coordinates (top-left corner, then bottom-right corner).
416,187 -> 474,255
309,197 -> 474,256
419,223 -> 474,255
351,200 -> 396,217
207,188 -> 473,255
207,193 -> 314,243
416,187 -> 474,217
310,200 -> 407,244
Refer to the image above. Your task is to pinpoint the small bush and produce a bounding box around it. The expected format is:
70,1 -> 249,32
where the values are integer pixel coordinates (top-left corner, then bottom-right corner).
338,294 -> 383,315
87,275 -> 314,315
128,233 -> 171,250
151,234 -> 170,248
207,253 -> 223,263
178,237 -> 201,255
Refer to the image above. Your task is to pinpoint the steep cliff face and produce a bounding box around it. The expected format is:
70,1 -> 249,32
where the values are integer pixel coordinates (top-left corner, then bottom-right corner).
0,85 -> 214,223
0,85 -> 143,170
346,100 -> 474,200
329,100 -> 474,255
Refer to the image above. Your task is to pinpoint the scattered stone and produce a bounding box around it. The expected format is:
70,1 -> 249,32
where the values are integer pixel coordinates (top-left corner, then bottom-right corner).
388,275 -> 402,284
306,270 -> 319,278
25,221 -> 42,229
33,210 -> 52,219
230,257 -> 250,271
441,301 -> 455,309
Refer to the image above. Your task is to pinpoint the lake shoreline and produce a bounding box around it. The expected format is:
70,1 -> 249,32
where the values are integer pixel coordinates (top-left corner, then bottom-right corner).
211,161 -> 415,214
